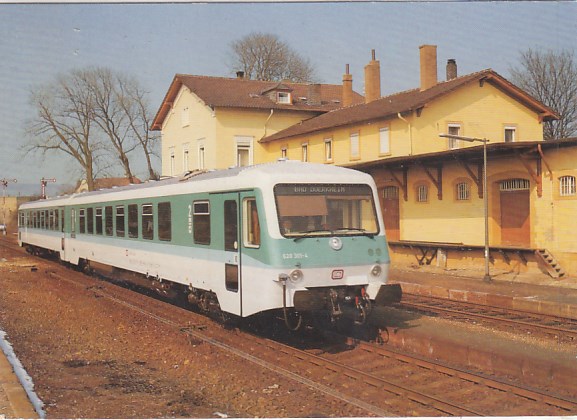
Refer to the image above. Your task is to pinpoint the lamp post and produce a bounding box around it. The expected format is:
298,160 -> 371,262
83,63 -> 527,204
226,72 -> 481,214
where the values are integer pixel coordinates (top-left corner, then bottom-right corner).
439,134 -> 491,283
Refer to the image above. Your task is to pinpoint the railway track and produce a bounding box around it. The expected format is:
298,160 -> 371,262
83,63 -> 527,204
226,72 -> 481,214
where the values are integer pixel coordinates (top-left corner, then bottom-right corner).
2,237 -> 577,416
399,292 -> 577,344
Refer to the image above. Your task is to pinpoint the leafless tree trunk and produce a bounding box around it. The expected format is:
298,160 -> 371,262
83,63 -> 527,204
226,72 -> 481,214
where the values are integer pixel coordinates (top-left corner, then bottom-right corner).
230,32 -> 316,82
26,68 -> 159,190
26,72 -> 103,191
509,49 -> 577,140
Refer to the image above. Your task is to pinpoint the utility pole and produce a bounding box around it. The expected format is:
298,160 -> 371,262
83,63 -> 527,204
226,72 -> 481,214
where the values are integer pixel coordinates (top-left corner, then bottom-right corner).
40,177 -> 57,200
0,178 -> 17,234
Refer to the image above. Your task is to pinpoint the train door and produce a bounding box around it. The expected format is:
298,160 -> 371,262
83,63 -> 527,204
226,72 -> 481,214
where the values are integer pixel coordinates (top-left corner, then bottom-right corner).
217,192 -> 243,316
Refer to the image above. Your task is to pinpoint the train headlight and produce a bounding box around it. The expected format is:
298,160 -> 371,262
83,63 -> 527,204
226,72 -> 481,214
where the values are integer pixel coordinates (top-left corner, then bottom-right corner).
289,269 -> 303,282
370,264 -> 382,278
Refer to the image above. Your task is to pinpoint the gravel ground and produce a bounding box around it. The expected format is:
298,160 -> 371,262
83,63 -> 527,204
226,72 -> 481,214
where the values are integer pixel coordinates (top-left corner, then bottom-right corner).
0,244 -> 361,418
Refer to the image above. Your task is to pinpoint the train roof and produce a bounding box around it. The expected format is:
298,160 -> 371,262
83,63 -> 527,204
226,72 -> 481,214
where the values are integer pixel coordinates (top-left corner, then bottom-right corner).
19,161 -> 376,209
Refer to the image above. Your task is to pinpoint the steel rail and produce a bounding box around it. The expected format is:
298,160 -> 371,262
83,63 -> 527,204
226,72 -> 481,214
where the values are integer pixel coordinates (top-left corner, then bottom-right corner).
400,292 -> 577,340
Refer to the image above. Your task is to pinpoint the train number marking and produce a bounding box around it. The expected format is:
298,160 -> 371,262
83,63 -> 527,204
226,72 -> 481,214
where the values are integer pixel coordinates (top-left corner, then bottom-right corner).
282,253 -> 308,259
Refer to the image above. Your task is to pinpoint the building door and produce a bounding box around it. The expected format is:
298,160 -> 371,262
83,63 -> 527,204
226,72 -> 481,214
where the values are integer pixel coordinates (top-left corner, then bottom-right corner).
381,186 -> 400,241
499,179 -> 530,246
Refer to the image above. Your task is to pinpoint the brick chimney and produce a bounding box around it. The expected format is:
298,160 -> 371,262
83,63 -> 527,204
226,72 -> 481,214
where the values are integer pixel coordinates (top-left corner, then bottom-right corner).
342,64 -> 353,107
419,45 -> 438,91
446,59 -> 457,81
364,49 -> 381,103
236,71 -> 245,79
307,83 -> 322,106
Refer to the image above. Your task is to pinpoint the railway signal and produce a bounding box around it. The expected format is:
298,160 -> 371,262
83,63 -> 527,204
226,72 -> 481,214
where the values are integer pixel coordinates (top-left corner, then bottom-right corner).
40,177 -> 56,199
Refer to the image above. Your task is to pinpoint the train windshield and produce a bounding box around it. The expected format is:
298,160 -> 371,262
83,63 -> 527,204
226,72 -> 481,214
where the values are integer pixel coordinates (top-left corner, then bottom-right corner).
274,184 -> 379,238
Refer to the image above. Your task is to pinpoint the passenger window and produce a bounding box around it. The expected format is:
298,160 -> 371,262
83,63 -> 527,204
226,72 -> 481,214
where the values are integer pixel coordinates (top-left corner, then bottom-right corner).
142,204 -> 153,240
115,206 -> 125,237
244,198 -> 260,248
87,208 -> 94,234
158,202 -> 172,242
79,209 -> 86,234
95,208 -> 103,235
105,206 -> 113,236
128,204 -> 138,238
193,201 -> 210,245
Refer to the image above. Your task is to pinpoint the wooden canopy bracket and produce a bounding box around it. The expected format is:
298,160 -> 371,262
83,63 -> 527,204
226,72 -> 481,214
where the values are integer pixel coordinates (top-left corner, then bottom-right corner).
537,144 -> 553,179
516,151 -> 542,197
388,168 -> 409,201
419,162 -> 443,200
456,158 -> 483,198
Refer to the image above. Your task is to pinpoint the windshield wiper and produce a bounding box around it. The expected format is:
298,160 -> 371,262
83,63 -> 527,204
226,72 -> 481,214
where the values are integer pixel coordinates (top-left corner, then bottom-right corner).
292,229 -> 333,242
333,227 -> 375,238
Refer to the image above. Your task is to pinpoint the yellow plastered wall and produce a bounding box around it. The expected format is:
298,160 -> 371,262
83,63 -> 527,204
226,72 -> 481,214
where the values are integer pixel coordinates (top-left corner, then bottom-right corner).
161,86 -> 319,175
161,87 -> 216,176
260,82 -> 545,165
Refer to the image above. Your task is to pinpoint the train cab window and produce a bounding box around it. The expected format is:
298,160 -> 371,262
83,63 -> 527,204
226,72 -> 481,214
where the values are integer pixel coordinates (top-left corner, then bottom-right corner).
128,204 -> 138,238
105,206 -> 113,236
95,208 -> 103,235
115,206 -> 125,237
193,201 -> 210,245
87,208 -> 94,234
243,198 -> 260,248
158,202 -> 172,242
142,204 -> 153,240
79,209 -> 86,234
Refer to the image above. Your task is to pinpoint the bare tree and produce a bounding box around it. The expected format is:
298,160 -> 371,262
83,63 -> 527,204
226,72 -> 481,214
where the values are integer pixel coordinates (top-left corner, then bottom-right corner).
26,68 -> 159,190
26,71 -> 103,192
230,32 -> 316,82
83,67 -> 138,183
509,48 -> 577,139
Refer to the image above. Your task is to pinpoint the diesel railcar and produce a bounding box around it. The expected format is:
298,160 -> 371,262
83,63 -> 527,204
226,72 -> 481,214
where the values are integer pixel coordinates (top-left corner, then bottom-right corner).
18,161 -> 400,329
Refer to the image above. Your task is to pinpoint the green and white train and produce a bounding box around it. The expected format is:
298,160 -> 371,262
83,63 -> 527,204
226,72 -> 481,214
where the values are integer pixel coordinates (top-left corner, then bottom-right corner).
18,161 -> 400,329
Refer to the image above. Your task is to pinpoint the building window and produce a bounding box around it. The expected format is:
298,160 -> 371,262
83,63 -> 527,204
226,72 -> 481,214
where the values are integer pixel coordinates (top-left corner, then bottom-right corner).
277,92 -> 291,104
181,106 -> 190,127
281,147 -> 287,159
504,126 -> 516,143
183,144 -> 190,171
169,147 -> 175,176
350,132 -> 360,159
383,186 -> 399,199
379,127 -> 390,155
301,143 -> 308,162
324,138 -> 333,162
456,182 -> 471,201
447,124 -> 461,150
416,184 -> 428,203
559,175 -> 576,196
198,141 -> 205,170
500,178 -> 530,191
235,136 -> 253,167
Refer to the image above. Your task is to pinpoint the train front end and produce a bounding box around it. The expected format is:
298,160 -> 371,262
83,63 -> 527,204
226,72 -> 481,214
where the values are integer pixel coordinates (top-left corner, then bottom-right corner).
270,179 -> 401,329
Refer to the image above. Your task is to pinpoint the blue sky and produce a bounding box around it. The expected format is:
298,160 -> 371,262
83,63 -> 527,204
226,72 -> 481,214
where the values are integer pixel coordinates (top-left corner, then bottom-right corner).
1,2 -> 576,195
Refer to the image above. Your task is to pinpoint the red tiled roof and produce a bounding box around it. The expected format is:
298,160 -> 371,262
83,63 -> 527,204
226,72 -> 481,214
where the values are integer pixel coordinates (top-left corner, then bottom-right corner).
151,75 -> 364,130
260,69 -> 559,143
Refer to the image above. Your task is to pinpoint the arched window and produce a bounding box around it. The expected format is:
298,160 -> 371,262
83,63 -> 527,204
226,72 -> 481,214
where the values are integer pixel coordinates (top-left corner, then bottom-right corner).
416,184 -> 428,203
559,175 -> 576,197
456,181 -> 470,201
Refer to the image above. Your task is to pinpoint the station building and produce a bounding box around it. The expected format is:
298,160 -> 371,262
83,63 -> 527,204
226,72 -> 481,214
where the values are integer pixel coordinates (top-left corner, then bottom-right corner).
153,45 -> 577,278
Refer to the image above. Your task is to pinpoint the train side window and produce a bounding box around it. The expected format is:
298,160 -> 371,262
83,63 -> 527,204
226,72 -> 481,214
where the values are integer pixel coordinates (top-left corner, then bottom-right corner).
158,202 -> 172,242
61,209 -> 64,232
105,206 -> 113,236
243,198 -> 260,248
193,201 -> 210,245
95,208 -> 103,235
87,208 -> 94,234
128,204 -> 138,238
142,204 -> 153,240
79,209 -> 86,234
116,206 -> 125,237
